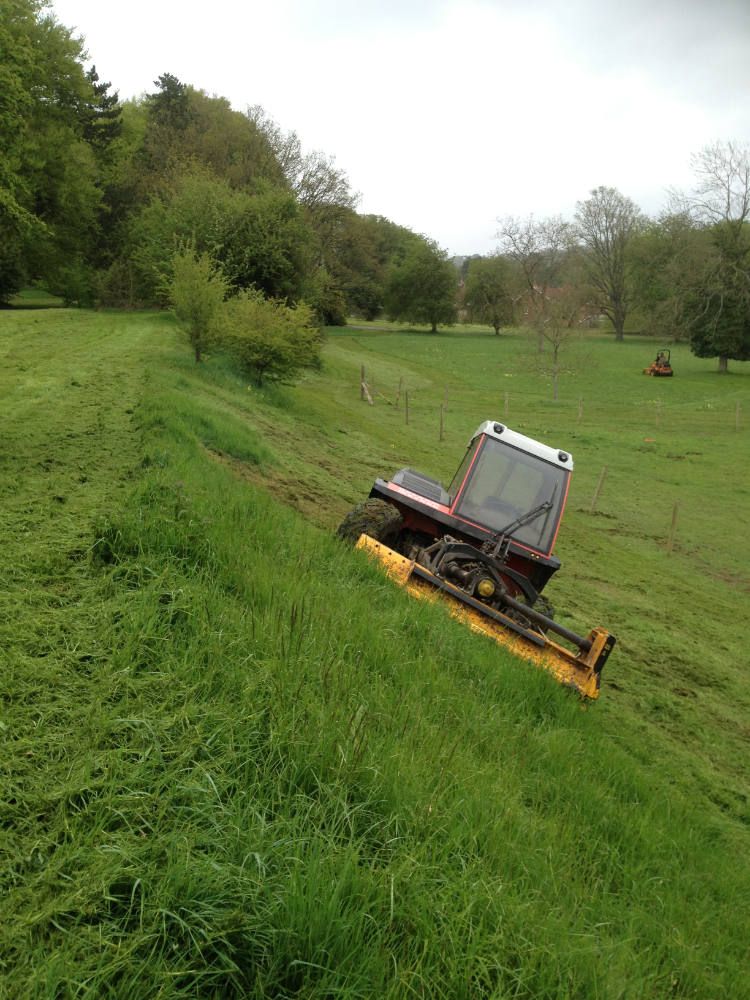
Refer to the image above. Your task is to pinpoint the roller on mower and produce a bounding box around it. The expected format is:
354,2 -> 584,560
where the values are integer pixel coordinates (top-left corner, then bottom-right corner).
337,421 -> 615,699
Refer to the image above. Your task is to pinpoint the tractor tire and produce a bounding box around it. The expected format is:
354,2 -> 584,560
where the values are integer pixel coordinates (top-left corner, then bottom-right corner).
336,498 -> 404,547
534,595 -> 556,620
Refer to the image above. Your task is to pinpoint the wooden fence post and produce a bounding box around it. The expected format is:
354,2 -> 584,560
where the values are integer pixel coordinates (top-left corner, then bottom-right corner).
667,501 -> 680,555
590,466 -> 608,514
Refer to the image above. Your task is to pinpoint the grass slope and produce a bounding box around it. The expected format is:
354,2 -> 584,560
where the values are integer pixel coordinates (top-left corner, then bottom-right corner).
1,310 -> 748,998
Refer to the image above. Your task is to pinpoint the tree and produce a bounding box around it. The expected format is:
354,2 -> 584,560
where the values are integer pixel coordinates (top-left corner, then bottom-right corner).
126,173 -> 315,305
384,236 -> 457,332
628,213 -> 705,340
495,215 -> 571,351
168,247 -> 230,362
670,141 -> 750,372
81,65 -> 122,157
529,285 -> 586,402
320,210 -> 383,319
213,290 -> 323,385
463,254 -> 515,334
247,105 -> 359,308
574,186 -> 645,341
0,0 -> 102,301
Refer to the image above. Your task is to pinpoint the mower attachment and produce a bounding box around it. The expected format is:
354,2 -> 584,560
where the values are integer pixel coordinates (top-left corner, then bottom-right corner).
358,534 -> 614,700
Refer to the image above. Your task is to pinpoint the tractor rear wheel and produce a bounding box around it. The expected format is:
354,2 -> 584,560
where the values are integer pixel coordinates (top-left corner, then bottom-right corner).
336,498 -> 404,547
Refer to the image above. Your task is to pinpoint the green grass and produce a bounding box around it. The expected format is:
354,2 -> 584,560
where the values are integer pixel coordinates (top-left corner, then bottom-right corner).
5,286 -> 66,308
1,310 -> 749,998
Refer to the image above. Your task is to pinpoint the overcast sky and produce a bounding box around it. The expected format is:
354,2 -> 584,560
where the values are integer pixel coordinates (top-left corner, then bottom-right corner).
50,0 -> 750,257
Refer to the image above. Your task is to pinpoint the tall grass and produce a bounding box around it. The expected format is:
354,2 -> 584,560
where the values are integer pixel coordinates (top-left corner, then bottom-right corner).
1,310 -> 748,998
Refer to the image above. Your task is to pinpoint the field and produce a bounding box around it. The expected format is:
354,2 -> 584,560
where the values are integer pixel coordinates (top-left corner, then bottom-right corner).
1,308 -> 749,998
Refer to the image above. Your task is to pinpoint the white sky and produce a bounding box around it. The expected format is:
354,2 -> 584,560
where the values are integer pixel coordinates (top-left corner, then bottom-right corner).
50,0 -> 750,257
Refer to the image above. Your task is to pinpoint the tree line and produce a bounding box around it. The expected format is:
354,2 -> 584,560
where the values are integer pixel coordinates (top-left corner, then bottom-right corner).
464,154 -> 750,373
0,0 -> 456,330
2,1 -> 748,372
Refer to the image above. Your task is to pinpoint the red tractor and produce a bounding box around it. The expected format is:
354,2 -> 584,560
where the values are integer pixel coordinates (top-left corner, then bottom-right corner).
338,421 -> 615,698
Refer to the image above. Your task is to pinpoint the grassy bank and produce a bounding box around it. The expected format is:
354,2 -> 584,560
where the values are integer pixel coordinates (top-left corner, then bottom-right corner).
1,310 -> 748,998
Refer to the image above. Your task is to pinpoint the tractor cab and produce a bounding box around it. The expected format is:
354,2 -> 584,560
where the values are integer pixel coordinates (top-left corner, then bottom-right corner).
447,422 -> 571,556
366,421 -> 573,605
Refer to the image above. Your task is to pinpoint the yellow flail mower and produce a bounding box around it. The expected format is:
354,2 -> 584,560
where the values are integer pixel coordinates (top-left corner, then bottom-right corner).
337,421 -> 615,699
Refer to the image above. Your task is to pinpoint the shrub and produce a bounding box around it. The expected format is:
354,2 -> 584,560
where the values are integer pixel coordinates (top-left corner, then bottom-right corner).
213,289 -> 323,385
169,248 -> 230,362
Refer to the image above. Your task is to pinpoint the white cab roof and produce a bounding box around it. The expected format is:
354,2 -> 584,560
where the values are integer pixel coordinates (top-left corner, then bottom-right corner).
472,420 -> 574,471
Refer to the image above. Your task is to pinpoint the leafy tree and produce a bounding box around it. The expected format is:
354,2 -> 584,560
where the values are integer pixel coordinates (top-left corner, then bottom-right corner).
384,235 -> 457,332
0,0 -> 101,300
628,213 -> 703,339
671,142 -> 750,372
302,268 -> 348,326
213,290 -> 323,385
168,247 -> 230,362
320,210 -> 382,318
574,186 -> 645,341
218,185 -> 314,300
126,173 -> 315,304
495,215 -> 571,351
463,254 -> 515,334
134,83 -> 283,205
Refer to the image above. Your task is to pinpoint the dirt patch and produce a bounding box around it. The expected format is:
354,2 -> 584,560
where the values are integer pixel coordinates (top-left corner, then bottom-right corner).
205,447 -> 341,527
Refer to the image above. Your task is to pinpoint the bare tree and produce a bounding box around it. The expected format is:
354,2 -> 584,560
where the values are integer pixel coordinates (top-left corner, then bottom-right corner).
495,215 -> 571,352
247,105 -> 359,265
678,141 -> 750,230
247,105 -> 358,214
574,186 -> 645,341
528,286 -> 586,401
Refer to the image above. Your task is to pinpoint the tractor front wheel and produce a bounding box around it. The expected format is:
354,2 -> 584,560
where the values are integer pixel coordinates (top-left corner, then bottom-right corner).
336,498 -> 404,547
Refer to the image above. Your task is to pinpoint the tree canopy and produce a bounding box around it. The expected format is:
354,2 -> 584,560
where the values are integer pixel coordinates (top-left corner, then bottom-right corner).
463,255 -> 515,334
0,0 -> 110,302
384,235 -> 457,332
574,187 -> 644,342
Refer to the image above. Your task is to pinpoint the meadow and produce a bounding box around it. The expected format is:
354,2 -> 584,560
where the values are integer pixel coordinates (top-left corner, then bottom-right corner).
1,308 -> 748,998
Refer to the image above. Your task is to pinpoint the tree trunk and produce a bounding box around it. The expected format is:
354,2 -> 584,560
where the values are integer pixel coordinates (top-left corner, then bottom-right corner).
553,350 -> 559,402
431,321 -> 437,333
612,298 -> 626,341
718,355 -> 728,373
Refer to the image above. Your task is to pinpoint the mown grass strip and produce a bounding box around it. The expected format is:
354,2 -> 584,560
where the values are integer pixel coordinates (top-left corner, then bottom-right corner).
1,310 -> 749,998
